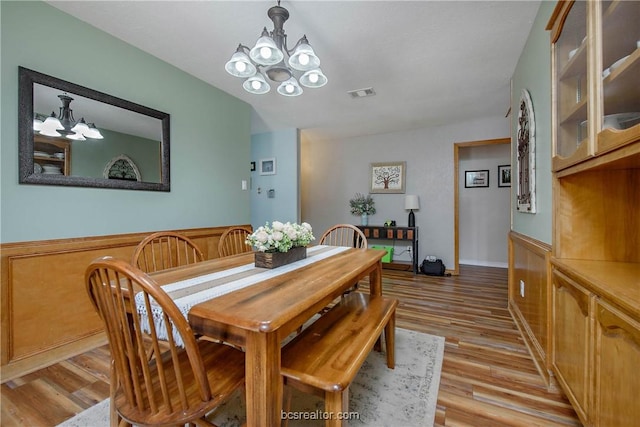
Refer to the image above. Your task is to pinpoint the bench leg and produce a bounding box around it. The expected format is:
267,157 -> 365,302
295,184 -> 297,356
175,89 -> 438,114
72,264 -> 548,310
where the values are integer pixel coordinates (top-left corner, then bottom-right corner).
385,312 -> 396,369
324,387 -> 348,427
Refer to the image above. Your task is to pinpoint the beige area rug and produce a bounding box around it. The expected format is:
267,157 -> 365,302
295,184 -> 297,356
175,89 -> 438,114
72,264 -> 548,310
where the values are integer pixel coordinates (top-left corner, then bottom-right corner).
57,328 -> 444,427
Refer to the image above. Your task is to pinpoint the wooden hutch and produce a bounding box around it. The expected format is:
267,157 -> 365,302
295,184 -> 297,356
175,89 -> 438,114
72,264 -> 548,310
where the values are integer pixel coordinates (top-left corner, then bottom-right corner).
547,1 -> 639,425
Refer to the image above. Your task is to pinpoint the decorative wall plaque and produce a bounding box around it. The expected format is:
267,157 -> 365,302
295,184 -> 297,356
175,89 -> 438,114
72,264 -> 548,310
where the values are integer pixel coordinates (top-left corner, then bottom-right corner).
516,89 -> 536,213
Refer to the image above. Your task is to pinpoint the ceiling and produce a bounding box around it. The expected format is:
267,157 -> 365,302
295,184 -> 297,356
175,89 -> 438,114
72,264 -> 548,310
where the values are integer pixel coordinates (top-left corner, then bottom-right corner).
47,0 -> 541,142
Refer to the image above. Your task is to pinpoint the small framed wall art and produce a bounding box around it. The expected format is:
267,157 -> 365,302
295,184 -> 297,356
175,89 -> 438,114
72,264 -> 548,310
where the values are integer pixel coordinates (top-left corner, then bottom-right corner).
465,170 -> 489,188
259,158 -> 276,175
498,165 -> 511,187
370,161 -> 406,194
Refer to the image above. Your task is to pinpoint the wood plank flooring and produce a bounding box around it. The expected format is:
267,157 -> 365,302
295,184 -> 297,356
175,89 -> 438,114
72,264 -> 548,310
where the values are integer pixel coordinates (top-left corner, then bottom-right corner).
0,265 -> 580,426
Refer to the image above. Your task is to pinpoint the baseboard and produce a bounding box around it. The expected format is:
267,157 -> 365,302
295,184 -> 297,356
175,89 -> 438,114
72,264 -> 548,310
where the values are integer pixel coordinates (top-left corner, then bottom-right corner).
459,259 -> 508,268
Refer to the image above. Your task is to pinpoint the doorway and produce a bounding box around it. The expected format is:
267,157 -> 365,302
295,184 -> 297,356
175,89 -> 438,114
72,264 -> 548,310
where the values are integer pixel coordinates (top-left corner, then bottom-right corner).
453,138 -> 510,274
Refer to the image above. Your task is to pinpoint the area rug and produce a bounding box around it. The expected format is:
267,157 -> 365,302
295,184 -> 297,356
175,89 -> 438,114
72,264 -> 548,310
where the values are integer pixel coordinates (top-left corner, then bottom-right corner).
57,328 -> 444,427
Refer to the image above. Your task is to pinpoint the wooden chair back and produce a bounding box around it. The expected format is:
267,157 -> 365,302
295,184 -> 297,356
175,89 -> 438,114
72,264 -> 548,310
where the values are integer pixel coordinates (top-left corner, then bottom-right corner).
85,257 -> 213,425
132,231 -> 204,273
218,226 -> 253,257
319,224 -> 368,248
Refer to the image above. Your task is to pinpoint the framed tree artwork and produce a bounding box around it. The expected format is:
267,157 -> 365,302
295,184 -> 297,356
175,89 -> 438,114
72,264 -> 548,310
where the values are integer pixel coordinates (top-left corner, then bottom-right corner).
370,161 -> 406,193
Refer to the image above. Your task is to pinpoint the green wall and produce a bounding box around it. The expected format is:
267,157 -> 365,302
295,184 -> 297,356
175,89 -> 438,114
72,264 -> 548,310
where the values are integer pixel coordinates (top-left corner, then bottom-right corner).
511,1 -> 554,244
70,130 -> 160,181
1,1 -> 252,243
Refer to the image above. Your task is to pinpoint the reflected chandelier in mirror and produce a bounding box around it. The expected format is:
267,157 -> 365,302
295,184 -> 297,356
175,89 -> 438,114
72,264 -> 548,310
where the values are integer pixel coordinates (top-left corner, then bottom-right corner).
18,67 -> 170,191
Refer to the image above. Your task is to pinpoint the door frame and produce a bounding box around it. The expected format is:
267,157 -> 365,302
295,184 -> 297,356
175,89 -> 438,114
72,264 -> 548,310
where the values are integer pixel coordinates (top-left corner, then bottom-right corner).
453,137 -> 510,274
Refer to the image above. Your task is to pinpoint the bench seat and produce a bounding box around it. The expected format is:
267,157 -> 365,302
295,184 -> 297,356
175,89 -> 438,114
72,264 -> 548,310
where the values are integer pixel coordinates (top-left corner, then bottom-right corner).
281,292 -> 398,426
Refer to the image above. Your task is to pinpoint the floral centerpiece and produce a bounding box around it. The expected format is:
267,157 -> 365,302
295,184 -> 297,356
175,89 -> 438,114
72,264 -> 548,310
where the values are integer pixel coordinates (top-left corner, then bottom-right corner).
349,193 -> 376,225
246,221 -> 315,268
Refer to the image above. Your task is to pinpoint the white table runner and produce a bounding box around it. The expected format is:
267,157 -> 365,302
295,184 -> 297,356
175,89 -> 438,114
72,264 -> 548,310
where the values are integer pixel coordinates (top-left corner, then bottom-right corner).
136,245 -> 350,346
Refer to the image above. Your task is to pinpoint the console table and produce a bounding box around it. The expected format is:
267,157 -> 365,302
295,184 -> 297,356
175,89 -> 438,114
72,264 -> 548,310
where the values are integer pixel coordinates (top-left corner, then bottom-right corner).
357,225 -> 419,274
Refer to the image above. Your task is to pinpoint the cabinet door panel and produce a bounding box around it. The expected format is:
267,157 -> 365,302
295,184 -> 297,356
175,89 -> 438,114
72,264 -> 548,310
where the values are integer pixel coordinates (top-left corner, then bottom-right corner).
593,300 -> 640,427
552,271 -> 591,423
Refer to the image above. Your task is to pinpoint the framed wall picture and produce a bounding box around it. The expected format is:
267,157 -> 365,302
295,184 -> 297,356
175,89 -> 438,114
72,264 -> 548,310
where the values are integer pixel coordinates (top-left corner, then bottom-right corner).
465,170 -> 489,188
370,161 -> 406,193
259,158 -> 276,175
498,165 -> 511,187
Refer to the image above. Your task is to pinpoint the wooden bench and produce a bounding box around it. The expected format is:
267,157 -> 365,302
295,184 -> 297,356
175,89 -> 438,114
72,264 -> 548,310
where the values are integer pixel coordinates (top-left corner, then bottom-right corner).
281,292 -> 398,426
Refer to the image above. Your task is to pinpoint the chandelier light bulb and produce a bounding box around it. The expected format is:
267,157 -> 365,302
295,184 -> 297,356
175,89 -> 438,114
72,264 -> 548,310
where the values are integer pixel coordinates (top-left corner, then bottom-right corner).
260,46 -> 272,59
235,61 -> 247,73
308,73 -> 319,83
285,84 -> 294,93
298,53 -> 310,66
251,80 -> 261,90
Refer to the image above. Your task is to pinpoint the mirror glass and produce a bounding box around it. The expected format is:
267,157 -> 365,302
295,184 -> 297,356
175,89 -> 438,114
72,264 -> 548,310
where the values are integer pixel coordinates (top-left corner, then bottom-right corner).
19,67 -> 170,191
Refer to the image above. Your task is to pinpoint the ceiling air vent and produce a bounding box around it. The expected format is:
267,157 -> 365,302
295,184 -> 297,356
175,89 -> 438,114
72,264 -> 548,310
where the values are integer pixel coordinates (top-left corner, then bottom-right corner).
348,87 -> 376,99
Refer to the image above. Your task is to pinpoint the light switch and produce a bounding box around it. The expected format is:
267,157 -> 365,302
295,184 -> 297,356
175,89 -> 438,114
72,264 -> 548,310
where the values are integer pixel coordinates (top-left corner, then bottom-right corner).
241,180 -> 247,190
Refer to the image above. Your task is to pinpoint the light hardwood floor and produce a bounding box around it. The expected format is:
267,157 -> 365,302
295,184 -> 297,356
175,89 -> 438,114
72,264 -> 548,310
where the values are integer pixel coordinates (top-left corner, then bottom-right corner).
1,265 -> 580,426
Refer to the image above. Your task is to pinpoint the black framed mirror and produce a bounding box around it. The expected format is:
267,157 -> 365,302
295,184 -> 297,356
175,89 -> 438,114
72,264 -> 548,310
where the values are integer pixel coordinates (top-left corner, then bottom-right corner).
18,67 -> 170,191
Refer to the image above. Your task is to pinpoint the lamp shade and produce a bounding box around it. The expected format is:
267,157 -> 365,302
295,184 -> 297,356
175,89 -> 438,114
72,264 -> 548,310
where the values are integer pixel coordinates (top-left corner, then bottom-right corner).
225,46 -> 257,78
288,36 -> 320,71
299,68 -> 328,88
85,123 -> 104,139
249,28 -> 284,66
277,77 -> 303,97
404,195 -> 420,210
243,72 -> 271,94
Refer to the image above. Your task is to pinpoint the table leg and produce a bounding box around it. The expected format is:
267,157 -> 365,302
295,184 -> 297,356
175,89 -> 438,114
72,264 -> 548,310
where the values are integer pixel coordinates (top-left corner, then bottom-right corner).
245,330 -> 282,427
369,260 -> 383,296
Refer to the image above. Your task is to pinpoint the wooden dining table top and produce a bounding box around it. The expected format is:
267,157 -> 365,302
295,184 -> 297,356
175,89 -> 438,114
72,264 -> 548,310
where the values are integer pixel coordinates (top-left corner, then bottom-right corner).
150,246 -> 385,426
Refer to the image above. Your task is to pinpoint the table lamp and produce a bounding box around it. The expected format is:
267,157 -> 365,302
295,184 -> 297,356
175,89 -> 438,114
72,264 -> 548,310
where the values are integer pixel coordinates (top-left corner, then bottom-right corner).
404,195 -> 420,227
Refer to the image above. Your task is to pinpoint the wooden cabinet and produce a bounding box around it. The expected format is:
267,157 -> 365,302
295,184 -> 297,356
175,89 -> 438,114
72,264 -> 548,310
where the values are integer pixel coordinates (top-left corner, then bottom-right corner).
34,135 -> 71,176
551,270 -> 592,422
550,0 -> 589,169
549,1 -> 640,425
551,264 -> 640,427
593,299 -> 640,426
549,0 -> 640,171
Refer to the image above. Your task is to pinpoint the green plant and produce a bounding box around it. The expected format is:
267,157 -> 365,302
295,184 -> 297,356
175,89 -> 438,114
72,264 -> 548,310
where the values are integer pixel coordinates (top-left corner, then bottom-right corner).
349,193 -> 376,215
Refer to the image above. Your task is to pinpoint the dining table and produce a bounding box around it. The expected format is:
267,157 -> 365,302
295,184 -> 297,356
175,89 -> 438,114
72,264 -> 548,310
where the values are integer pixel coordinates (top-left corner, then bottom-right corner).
146,245 -> 385,427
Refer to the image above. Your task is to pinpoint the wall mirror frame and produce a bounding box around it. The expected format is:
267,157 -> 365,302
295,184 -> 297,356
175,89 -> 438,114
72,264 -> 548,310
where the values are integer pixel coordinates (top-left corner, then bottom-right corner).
18,66 -> 171,191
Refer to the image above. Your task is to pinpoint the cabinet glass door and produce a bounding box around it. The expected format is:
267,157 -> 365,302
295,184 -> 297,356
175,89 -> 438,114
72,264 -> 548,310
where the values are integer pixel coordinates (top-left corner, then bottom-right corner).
598,0 -> 640,152
554,1 -> 588,161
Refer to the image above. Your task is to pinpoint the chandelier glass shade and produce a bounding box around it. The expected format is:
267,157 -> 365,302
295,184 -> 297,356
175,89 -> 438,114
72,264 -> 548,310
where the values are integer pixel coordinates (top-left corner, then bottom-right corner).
225,1 -> 327,97
34,94 -> 104,140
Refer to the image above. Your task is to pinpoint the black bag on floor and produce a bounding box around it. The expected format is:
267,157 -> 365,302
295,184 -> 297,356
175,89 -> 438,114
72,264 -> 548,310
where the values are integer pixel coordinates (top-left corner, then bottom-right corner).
421,258 -> 446,276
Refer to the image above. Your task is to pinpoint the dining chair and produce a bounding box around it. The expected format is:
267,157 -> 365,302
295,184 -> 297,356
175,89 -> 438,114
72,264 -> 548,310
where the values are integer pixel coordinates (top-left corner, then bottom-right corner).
218,226 -> 253,257
86,256 -> 245,427
318,223 -> 368,249
320,224 -> 368,295
132,231 -> 204,273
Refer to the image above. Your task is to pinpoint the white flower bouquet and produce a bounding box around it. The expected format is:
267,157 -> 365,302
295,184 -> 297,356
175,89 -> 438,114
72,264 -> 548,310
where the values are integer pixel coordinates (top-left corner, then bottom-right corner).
246,221 -> 315,253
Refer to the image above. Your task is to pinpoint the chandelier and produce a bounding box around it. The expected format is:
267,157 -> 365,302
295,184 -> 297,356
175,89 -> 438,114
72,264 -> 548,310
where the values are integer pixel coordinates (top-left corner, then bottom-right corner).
34,94 -> 104,140
224,1 -> 327,97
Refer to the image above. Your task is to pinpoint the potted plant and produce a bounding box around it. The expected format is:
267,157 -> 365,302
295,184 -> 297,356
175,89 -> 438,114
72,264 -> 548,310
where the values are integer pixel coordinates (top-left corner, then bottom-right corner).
246,221 -> 315,268
349,193 -> 376,225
